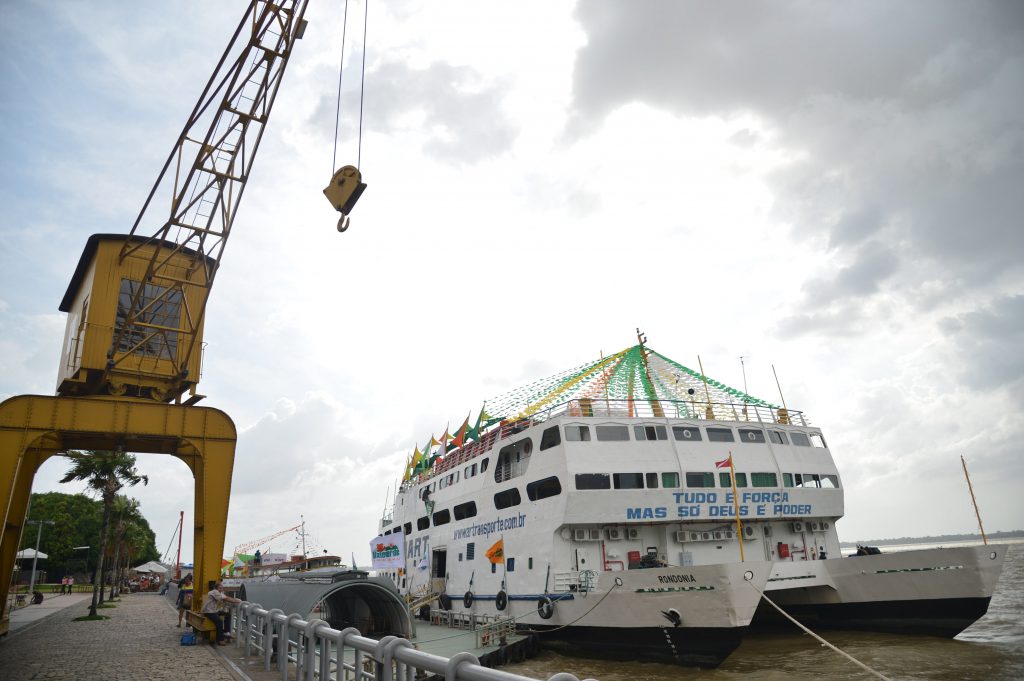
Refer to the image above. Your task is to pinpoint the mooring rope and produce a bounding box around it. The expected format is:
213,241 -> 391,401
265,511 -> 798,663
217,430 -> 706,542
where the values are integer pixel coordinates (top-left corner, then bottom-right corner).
749,582 -> 894,680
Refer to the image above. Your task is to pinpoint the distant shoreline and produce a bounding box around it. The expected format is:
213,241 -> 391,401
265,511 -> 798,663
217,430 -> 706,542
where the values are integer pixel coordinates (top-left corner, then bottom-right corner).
840,530 -> 1024,548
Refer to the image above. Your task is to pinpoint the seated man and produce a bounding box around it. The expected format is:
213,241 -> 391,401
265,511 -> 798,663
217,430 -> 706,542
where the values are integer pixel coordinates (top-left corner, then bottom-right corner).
200,580 -> 241,646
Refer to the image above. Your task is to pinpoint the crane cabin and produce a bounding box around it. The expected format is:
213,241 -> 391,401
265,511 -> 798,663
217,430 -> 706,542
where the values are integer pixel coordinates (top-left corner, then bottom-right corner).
56,233 -> 213,404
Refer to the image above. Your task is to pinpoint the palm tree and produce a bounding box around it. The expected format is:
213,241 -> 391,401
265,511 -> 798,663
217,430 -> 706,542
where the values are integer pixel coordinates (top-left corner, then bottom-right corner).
60,450 -> 147,617
108,495 -> 142,600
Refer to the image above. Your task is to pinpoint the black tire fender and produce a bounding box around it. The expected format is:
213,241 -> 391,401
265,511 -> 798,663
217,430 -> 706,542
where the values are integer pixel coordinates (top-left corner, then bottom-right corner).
463,591 -> 474,609
439,593 -> 452,611
495,590 -> 508,611
537,595 -> 554,620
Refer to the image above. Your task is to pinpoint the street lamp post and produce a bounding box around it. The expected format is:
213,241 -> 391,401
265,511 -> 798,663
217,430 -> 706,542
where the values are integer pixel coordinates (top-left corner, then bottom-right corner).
26,519 -> 55,597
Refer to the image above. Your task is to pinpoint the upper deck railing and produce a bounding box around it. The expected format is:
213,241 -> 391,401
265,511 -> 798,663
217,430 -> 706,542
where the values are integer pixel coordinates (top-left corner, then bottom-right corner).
399,399 -> 808,490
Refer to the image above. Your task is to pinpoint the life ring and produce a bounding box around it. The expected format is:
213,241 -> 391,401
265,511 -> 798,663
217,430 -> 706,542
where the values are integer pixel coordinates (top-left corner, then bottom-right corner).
463,591 -> 474,609
495,590 -> 508,611
439,593 -> 452,611
537,595 -> 554,620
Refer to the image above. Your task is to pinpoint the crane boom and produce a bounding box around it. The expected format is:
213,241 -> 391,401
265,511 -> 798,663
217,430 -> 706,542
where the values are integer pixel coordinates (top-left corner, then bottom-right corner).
97,0 -> 310,403
233,524 -> 302,556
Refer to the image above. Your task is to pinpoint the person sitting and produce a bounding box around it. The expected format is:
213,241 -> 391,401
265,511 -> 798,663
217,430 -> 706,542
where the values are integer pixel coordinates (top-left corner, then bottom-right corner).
200,580 -> 241,646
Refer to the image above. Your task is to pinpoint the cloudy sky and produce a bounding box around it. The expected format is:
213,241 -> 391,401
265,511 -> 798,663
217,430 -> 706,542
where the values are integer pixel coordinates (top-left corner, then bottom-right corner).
2,0 -> 1021,564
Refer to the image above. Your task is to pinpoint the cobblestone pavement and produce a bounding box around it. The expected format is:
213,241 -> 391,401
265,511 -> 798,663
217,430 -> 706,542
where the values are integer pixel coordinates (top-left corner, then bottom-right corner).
0,593 -> 238,681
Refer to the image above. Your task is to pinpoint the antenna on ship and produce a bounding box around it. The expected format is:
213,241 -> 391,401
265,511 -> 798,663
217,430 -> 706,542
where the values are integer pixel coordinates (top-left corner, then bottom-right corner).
636,328 -> 664,417
771,364 -> 791,425
739,356 -> 750,421
696,355 -> 714,420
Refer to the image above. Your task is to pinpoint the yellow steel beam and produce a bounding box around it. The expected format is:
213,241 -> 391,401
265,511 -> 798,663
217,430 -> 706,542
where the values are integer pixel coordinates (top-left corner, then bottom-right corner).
0,395 -> 236,635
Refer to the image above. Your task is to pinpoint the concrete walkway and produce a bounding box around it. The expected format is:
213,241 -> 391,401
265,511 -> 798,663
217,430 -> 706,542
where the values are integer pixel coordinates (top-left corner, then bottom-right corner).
0,592 -> 238,681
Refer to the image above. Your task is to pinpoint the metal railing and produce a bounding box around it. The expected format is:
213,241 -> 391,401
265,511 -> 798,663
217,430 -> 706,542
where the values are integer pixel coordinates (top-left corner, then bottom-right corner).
398,398 -> 808,490
230,600 -> 597,681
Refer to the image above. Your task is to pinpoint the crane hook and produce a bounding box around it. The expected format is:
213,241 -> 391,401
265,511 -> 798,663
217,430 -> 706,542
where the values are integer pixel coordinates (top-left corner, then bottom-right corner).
323,165 -> 366,233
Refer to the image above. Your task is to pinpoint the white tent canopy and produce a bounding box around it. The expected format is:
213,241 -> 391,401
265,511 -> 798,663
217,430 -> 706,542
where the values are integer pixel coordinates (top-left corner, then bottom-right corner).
16,548 -> 48,559
133,560 -> 168,573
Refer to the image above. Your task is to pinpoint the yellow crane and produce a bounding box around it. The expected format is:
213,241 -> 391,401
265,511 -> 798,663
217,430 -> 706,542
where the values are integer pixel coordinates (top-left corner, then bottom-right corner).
2,0 -> 367,635
52,0 -> 356,406
233,524 -> 302,558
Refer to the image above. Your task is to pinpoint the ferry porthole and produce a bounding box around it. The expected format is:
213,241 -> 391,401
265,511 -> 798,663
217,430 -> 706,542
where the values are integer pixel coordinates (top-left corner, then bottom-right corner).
537,596 -> 554,619
464,591 -> 474,609
743,570 -> 754,581
496,590 -> 508,611
614,577 -> 623,587
990,551 -> 997,560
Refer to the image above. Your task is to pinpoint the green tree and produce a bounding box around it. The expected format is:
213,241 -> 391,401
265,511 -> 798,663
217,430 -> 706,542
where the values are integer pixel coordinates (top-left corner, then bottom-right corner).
60,451 -> 148,617
20,492 -> 102,578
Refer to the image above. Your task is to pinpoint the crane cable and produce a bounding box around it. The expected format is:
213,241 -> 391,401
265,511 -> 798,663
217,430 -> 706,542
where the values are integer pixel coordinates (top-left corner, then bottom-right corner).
331,0 -> 369,173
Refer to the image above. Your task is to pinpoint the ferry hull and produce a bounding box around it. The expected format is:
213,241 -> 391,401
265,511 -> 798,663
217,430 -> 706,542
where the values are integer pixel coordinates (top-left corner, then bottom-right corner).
534,623 -> 748,668
755,544 -> 1007,636
469,561 -> 773,669
753,594 -> 993,637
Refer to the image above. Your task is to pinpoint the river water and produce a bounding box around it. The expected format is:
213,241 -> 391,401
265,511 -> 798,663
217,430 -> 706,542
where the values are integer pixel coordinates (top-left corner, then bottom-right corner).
502,541 -> 1024,681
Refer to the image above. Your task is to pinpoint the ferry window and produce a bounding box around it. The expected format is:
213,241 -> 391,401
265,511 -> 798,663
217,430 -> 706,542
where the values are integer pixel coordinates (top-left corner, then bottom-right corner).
783,473 -> 794,488
464,465 -> 472,479
720,472 -> 747,487
404,522 -> 412,535
769,430 -> 789,445
645,472 -> 658,488
507,557 -> 516,572
634,425 -> 668,441
384,529 -> 391,535
439,477 -> 448,490
471,463 -> 478,476
685,472 -> 715,488
797,473 -> 821,488
540,426 -> 561,450
821,474 -> 840,488
707,428 -> 735,442
738,429 -> 766,444
454,501 -> 478,520
575,473 -> 611,490
810,433 -> 828,448
491,563 -> 497,574
480,458 -> 489,473
494,488 -> 522,509
661,472 -> 680,488
467,543 -> 475,560
672,426 -> 702,441
565,425 -> 591,441
495,438 -> 533,483
417,516 -> 430,531
529,557 -> 533,570
613,473 -> 644,489
751,472 -> 778,487
392,526 -> 401,535
527,476 -> 563,500
433,509 -> 451,526
596,425 -> 630,441
790,432 -> 811,447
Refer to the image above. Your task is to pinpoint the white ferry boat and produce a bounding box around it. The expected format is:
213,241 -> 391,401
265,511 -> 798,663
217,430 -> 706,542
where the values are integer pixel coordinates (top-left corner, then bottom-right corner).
377,342 -> 1006,666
